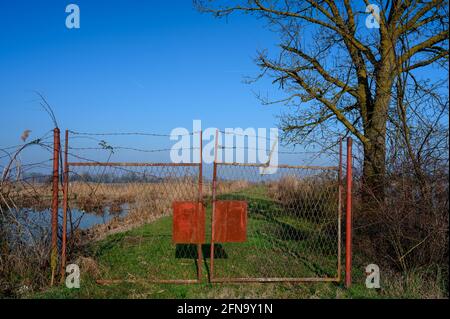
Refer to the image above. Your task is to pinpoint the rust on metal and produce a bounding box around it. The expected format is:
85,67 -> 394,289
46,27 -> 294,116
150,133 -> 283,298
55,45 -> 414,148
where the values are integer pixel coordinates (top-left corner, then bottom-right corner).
64,128 -> 344,285
211,277 -> 339,283
68,162 -> 200,167
216,162 -> 338,171
97,279 -> 199,285
210,129 -> 220,280
210,138 -> 341,283
60,130 -> 69,283
172,201 -> 205,244
50,128 -> 60,286
213,201 -> 248,243
196,130 -> 203,282
345,137 -> 353,288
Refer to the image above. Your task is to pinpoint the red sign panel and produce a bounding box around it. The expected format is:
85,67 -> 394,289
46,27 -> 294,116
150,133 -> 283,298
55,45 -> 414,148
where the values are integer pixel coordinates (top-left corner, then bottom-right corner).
173,201 -> 205,244
213,201 -> 248,243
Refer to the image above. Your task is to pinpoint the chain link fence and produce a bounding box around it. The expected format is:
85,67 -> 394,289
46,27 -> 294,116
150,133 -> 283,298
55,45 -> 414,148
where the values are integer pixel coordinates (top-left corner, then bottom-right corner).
63,130 -> 204,283
209,163 -> 342,282
2,128 -> 351,287
66,162 -> 202,283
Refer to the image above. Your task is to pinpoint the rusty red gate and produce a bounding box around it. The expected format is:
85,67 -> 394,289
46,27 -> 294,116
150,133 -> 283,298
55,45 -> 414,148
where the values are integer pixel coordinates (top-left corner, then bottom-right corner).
61,130 -> 205,284
209,162 -> 343,283
57,129 -> 352,285
206,137 -> 352,284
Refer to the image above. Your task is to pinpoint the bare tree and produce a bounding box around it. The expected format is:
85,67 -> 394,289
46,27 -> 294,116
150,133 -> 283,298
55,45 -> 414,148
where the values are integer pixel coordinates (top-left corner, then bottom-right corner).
195,0 -> 449,202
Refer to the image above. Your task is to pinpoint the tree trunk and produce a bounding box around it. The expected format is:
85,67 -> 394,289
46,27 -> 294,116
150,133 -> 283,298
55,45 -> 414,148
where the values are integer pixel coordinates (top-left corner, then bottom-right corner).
362,129 -> 386,204
362,50 -> 394,205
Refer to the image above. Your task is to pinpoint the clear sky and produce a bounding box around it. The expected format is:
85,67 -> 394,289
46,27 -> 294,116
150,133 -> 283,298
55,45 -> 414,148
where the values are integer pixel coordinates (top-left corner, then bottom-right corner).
0,1 -> 323,165
3,1 -> 442,166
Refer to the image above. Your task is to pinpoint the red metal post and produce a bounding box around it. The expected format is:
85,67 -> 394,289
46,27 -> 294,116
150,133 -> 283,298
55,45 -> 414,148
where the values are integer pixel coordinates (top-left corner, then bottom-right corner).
345,137 -> 353,288
60,130 -> 69,283
197,130 -> 203,282
50,128 -> 60,286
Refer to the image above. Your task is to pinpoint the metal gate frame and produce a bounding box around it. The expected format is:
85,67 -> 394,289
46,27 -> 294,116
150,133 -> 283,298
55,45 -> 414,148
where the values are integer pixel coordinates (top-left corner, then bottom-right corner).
56,129 -> 353,286
60,130 -> 204,284
208,137 -> 353,284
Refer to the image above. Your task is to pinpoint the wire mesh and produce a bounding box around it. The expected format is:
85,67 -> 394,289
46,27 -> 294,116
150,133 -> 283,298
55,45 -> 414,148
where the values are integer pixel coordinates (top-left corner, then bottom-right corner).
66,163 -> 202,282
2,127 -> 348,286
62,129 -> 204,283
210,163 -> 341,282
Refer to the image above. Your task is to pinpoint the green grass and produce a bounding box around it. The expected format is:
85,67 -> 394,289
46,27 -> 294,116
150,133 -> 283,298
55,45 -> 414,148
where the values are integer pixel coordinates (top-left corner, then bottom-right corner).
30,186 -> 446,299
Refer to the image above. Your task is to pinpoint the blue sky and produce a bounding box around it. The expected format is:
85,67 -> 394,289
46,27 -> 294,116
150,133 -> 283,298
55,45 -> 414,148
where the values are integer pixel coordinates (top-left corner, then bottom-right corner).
1,1 -> 444,166
0,1 -> 314,165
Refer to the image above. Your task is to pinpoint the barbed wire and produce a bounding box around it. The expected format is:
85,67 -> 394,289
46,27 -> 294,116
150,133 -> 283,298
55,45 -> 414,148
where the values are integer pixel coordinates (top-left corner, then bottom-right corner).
65,152 -> 110,164
68,130 -> 198,137
0,135 -> 53,152
217,145 -> 326,155
218,130 -> 276,142
9,159 -> 53,168
69,130 -> 280,141
65,129 -> 355,160
68,146 -> 201,153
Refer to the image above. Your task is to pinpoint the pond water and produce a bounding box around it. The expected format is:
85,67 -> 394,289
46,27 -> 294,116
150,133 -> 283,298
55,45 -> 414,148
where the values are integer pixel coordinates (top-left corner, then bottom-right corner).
7,206 -> 128,238
68,206 -> 128,229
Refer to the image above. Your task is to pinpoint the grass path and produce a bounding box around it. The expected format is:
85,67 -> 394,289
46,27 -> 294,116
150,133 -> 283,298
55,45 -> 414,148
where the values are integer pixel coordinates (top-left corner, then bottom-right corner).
31,188 -> 436,299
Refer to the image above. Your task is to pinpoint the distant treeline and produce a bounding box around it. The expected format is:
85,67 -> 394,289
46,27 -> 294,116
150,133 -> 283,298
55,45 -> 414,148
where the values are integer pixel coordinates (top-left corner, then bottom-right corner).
18,171 -> 198,184
70,172 -> 165,183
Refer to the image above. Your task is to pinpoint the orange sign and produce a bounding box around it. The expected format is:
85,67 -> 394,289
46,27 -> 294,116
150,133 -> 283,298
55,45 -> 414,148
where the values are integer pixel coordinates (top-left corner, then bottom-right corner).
213,201 -> 248,243
173,202 -> 205,244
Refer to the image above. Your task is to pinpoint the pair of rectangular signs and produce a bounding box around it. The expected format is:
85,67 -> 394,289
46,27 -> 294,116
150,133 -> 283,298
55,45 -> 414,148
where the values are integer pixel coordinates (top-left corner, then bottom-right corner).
172,201 -> 248,243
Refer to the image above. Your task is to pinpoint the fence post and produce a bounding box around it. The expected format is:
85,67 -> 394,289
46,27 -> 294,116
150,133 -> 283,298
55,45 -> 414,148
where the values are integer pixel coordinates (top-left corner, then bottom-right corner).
209,129 -> 219,282
60,130 -> 69,284
345,137 -> 353,288
337,137 -> 343,282
50,128 -> 60,286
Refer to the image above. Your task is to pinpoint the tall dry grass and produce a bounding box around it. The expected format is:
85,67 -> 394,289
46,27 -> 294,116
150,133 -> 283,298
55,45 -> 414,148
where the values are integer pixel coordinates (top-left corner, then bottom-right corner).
0,181 -> 54,298
267,175 -> 339,221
